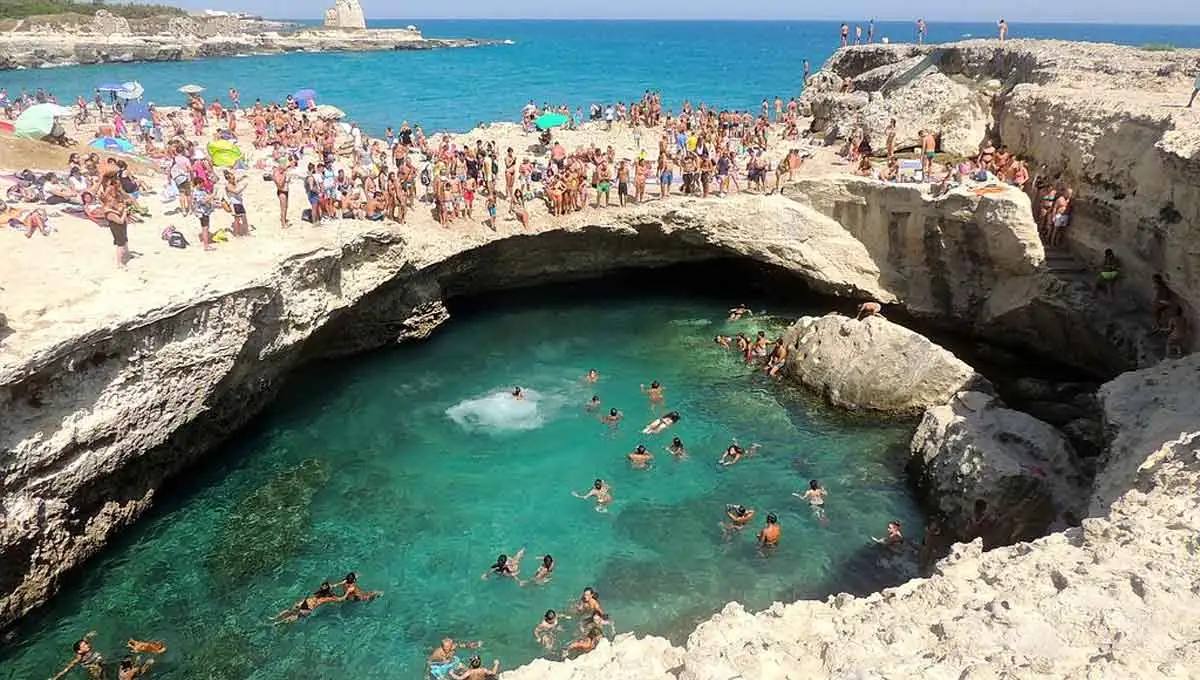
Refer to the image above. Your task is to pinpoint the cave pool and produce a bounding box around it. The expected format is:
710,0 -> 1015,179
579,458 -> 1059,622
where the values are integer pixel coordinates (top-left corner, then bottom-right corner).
0,290 -> 922,679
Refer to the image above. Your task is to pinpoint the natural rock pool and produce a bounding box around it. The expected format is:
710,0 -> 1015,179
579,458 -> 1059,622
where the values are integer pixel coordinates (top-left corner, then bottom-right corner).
0,291 -> 922,679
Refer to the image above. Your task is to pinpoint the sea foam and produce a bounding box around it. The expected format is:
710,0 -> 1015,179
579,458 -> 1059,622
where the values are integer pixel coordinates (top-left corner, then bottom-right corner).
446,388 -> 546,433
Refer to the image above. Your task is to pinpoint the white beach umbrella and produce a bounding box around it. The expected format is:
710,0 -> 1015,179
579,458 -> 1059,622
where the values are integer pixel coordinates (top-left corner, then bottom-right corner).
178,84 -> 205,94
118,81 -> 144,100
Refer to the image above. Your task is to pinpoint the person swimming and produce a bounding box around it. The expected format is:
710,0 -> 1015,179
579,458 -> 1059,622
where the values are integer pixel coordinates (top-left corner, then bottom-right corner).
562,612 -> 608,659
336,571 -> 383,602
640,380 -> 664,404
512,386 -> 524,400
795,479 -> 829,521
522,554 -> 555,586
481,547 -> 526,580
720,504 -> 756,540
764,339 -> 788,377
572,479 -> 613,512
666,436 -> 688,459
714,335 -> 731,348
51,631 -> 105,680
586,395 -> 601,410
572,586 -> 606,619
641,411 -> 680,435
728,304 -> 751,320
752,331 -> 770,356
600,407 -> 622,426
757,512 -> 781,550
449,654 -> 500,680
585,368 -> 599,383
273,581 -> 341,623
117,654 -> 156,680
627,444 -> 654,469
719,440 -> 761,466
873,520 -> 903,546
428,638 -> 482,680
533,609 -> 563,653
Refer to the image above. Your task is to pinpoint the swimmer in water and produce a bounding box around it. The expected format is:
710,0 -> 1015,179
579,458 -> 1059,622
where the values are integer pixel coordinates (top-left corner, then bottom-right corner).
521,554 -> 556,586
51,631 -> 105,680
764,338 -> 788,377
752,330 -> 770,356
562,612 -> 607,659
641,410 -> 680,434
118,655 -> 155,680
273,581 -> 341,623
873,520 -> 903,546
512,386 -> 525,400
585,368 -> 599,383
720,504 -> 756,540
666,436 -> 688,459
335,571 -> 383,602
794,479 -> 828,520
734,333 -> 750,354
757,512 -> 781,551
714,335 -> 731,348
449,654 -> 500,680
533,609 -> 564,652
627,444 -> 654,469
572,479 -> 613,512
481,547 -> 526,580
728,303 -> 752,320
600,407 -> 623,426
125,640 -> 166,655
428,638 -> 482,677
719,440 -> 761,466
586,395 -> 601,410
571,587 -> 611,630
640,380 -> 665,404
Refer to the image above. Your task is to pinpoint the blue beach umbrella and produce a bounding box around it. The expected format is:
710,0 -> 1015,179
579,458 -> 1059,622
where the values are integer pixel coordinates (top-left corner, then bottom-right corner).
293,88 -> 316,105
90,136 -> 136,153
123,102 -> 150,122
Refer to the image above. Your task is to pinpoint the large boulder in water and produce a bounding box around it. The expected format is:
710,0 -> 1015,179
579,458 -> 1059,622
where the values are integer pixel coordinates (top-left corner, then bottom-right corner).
782,313 -> 992,415
910,390 -> 1087,547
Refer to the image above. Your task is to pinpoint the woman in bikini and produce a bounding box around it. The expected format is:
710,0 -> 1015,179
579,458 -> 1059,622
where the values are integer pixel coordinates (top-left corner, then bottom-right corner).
335,571 -> 382,601
522,554 -> 556,586
481,547 -> 526,580
504,148 -> 517,198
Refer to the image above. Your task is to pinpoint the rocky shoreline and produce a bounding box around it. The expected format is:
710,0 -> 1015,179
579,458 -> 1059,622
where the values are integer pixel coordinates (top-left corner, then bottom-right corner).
2,37 -> 1199,679
0,13 -> 504,70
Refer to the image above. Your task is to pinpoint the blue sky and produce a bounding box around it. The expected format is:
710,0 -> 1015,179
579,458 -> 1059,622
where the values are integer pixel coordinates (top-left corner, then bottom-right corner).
180,0 -> 1200,24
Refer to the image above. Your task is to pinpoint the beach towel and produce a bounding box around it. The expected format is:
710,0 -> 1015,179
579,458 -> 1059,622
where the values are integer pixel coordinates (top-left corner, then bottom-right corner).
972,185 -> 1007,196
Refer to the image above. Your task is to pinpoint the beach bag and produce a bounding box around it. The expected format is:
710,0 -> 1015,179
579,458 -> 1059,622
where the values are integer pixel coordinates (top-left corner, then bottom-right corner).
162,227 -> 189,249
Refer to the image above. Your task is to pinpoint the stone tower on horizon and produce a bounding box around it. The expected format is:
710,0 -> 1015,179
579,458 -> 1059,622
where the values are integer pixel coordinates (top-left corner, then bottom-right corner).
323,0 -> 366,30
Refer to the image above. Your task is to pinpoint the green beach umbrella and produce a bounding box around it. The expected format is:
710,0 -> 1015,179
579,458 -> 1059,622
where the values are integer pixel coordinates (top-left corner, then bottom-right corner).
534,112 -> 569,130
14,103 -> 71,139
207,139 -> 243,168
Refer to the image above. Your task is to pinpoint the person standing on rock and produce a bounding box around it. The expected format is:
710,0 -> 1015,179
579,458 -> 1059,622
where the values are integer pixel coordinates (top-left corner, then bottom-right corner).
868,18 -> 875,43
998,19 -> 1008,42
919,129 -> 937,179
916,18 -> 927,44
840,23 -> 849,47
856,301 -> 883,319
1187,61 -> 1200,108
802,59 -> 811,87
854,25 -> 862,45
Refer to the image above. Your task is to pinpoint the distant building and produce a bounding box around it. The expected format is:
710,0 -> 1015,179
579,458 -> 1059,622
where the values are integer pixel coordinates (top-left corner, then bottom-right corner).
323,0 -> 366,30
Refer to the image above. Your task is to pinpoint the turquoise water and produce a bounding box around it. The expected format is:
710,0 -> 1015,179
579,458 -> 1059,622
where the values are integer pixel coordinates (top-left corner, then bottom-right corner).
0,291 -> 919,679
3,20 -> 1200,135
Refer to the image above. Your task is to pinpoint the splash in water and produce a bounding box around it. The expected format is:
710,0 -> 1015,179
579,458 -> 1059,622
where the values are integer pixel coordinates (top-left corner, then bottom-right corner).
446,388 -> 547,433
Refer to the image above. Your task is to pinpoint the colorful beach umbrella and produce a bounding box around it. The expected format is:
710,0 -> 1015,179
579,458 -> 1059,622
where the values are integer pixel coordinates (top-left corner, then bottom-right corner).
179,84 -> 205,94
534,112 -> 569,130
117,81 -> 144,100
207,139 -> 243,168
293,88 -> 316,103
13,103 -> 72,140
90,136 -> 136,153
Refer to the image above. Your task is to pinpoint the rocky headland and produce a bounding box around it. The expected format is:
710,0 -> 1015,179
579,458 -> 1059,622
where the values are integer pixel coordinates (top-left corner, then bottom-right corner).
1,38 -> 1199,679
0,10 -> 503,70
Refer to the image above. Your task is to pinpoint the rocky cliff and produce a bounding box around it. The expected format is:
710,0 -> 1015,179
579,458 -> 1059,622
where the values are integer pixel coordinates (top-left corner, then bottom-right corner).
0,13 -> 499,69
801,40 -> 1200,364
504,356 -> 1200,680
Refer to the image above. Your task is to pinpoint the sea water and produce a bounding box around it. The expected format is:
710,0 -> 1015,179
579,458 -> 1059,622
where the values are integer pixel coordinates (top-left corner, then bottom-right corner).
0,292 -> 920,679
2,20 -> 1199,136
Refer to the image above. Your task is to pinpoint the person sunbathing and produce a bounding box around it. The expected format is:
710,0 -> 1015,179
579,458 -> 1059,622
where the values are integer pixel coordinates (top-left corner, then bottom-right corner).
0,201 -> 50,237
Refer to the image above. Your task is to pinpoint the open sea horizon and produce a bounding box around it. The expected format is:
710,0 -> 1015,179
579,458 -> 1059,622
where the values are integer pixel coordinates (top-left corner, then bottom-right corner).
2,19 -> 1198,135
